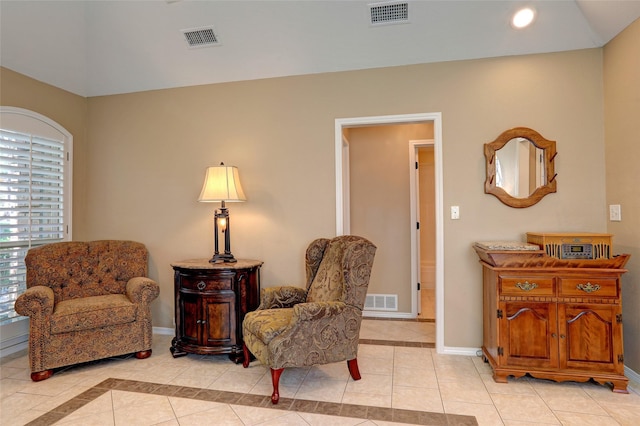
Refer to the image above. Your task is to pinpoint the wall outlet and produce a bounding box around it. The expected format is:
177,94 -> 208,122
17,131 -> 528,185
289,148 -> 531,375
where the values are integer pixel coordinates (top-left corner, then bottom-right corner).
609,204 -> 622,221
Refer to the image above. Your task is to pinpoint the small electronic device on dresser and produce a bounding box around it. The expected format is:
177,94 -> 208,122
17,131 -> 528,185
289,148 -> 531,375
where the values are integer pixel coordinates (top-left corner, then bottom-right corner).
526,232 -> 613,260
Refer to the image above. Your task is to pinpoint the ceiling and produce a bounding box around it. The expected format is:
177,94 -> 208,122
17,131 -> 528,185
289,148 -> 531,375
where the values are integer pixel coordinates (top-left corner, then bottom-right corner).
1,0 -> 639,97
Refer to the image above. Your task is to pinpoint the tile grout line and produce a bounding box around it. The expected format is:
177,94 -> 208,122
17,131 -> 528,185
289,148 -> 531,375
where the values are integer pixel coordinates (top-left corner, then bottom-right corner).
109,390 -> 116,426
477,354 -> 509,425
531,379 -> 563,425
10,331 -> 444,425
25,377 -> 477,426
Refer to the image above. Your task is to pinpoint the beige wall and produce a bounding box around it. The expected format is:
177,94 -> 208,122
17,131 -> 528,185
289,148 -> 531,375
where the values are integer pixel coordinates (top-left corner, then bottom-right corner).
348,124 -> 432,313
84,49 -> 608,350
1,47 -> 616,354
604,18 -> 640,374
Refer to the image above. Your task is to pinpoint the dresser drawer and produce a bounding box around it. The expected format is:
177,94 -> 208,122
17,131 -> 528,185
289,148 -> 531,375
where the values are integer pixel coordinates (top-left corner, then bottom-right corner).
559,277 -> 618,298
499,276 -> 555,296
180,275 -> 232,292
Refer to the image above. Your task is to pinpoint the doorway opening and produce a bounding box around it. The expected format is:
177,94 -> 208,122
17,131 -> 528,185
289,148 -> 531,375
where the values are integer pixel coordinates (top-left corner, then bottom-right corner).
335,113 -> 444,353
412,140 -> 436,321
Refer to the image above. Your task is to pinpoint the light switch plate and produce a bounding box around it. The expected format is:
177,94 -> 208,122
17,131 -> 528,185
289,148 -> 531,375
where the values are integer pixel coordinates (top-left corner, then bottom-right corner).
609,204 -> 621,221
451,206 -> 460,220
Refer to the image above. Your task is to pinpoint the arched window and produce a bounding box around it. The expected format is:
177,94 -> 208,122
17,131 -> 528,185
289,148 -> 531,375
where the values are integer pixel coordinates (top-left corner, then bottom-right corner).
0,107 -> 72,325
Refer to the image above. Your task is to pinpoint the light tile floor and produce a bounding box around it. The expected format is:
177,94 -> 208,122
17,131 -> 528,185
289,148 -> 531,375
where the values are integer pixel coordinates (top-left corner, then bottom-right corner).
360,318 -> 435,345
2,320 -> 639,426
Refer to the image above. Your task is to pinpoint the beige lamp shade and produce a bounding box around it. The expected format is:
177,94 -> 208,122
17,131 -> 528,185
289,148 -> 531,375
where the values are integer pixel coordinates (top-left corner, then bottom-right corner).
198,164 -> 246,202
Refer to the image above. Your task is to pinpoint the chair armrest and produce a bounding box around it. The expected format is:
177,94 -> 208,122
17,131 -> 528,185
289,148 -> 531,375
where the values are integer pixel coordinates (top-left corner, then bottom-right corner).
258,286 -> 307,309
126,277 -> 160,304
14,286 -> 54,317
292,301 -> 347,322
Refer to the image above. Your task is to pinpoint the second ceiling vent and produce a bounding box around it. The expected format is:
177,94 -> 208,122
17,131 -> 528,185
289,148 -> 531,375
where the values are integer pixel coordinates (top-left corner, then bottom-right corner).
182,26 -> 220,48
369,1 -> 409,25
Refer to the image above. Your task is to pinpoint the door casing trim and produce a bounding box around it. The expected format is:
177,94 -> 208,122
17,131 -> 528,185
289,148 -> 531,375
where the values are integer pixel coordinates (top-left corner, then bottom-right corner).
335,112 -> 444,353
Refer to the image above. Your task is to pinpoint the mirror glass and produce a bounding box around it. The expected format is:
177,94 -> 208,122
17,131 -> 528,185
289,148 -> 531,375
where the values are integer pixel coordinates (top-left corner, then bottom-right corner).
484,127 -> 557,208
495,138 -> 545,198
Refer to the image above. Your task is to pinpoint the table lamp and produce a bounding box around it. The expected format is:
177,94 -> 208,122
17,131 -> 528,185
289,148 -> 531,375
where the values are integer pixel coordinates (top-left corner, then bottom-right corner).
198,163 -> 246,263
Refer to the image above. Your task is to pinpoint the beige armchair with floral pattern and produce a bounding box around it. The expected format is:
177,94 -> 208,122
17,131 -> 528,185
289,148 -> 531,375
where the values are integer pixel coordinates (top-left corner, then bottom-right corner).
15,240 -> 159,381
242,235 -> 376,404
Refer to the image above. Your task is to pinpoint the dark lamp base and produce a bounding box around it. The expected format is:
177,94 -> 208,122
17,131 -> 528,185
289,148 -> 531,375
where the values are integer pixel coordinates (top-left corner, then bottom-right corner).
209,253 -> 238,263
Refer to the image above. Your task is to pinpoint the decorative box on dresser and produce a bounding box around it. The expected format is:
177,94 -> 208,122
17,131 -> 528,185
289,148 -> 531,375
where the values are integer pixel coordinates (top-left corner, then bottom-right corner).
170,259 -> 262,363
474,241 -> 631,393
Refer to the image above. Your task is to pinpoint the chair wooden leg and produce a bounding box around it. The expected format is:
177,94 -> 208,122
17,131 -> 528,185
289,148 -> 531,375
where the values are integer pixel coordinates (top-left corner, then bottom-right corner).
347,358 -> 361,380
31,370 -> 53,382
242,343 -> 251,368
270,368 -> 284,404
135,350 -> 152,359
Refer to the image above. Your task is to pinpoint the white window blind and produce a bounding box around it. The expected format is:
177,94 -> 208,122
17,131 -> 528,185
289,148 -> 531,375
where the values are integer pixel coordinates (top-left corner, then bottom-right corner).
0,128 -> 68,324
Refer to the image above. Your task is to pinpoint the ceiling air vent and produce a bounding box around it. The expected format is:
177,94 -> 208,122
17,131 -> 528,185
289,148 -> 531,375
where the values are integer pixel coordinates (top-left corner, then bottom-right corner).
369,1 -> 409,25
182,27 -> 220,48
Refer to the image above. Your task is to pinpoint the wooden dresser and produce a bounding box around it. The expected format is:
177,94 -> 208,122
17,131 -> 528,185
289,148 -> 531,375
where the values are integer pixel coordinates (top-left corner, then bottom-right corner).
474,242 -> 630,393
170,259 -> 262,363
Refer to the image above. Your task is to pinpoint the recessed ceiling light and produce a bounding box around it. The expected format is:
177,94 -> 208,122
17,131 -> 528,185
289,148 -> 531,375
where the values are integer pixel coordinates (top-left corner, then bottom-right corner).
512,7 -> 536,29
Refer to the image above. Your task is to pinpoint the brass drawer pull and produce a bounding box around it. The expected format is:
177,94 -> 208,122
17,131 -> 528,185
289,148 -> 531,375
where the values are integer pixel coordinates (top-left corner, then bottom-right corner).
577,282 -> 601,293
515,281 -> 538,291
197,281 -> 206,290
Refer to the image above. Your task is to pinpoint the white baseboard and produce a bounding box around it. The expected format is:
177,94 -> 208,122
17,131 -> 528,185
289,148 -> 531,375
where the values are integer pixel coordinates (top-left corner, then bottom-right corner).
153,326 -> 174,335
625,365 -> 640,390
0,334 -> 28,358
362,311 -> 414,319
442,346 -> 482,357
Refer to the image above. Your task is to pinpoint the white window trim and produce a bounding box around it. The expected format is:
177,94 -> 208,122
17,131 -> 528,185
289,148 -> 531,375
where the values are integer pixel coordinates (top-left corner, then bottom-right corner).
0,106 -> 72,329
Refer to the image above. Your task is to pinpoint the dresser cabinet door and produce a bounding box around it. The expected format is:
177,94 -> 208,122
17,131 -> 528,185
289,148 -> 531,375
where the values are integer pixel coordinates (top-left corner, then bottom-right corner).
202,292 -> 237,347
500,301 -> 558,368
179,292 -> 201,346
558,303 -> 623,373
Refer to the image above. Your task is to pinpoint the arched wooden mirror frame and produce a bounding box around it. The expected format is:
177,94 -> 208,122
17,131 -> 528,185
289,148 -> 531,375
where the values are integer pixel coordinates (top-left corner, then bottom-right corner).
484,127 -> 557,208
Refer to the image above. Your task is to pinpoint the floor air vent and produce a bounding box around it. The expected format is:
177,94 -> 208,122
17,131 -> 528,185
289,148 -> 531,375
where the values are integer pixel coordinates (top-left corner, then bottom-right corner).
364,294 -> 398,311
182,27 -> 220,48
369,1 -> 409,25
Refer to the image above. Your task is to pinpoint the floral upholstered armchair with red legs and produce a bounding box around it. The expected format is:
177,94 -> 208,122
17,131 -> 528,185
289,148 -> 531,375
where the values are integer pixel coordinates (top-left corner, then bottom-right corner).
242,235 -> 376,404
15,240 -> 159,381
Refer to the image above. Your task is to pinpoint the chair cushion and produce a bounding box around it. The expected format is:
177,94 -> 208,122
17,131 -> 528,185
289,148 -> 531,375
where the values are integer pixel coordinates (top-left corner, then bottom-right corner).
306,239 -> 345,303
50,294 -> 137,334
243,308 -> 294,344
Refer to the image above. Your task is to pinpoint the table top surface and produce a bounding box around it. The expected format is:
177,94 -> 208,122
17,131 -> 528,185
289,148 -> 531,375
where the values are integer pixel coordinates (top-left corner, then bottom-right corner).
171,258 -> 263,270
